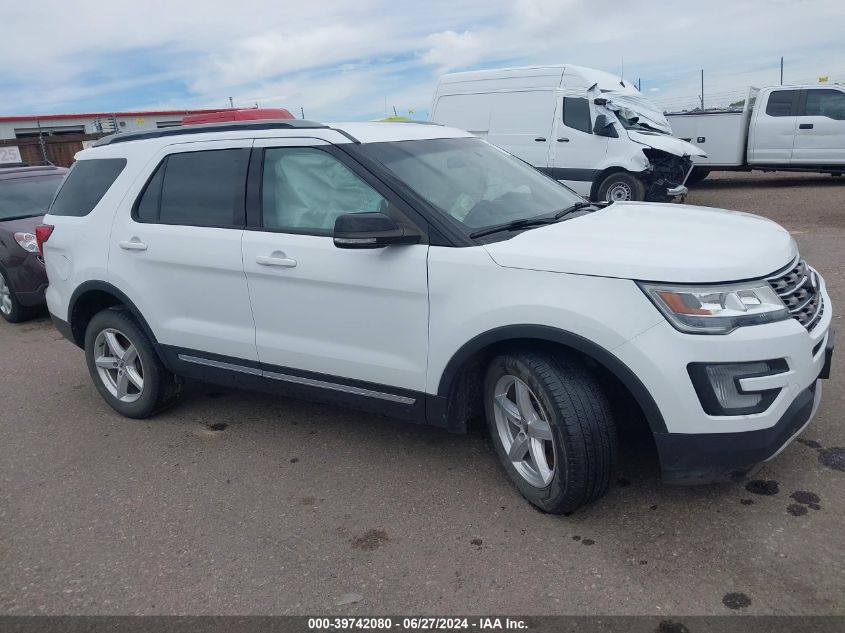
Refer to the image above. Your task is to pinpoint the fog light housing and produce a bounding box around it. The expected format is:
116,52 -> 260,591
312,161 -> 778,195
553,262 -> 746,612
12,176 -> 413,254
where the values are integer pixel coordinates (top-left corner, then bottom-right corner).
688,360 -> 788,415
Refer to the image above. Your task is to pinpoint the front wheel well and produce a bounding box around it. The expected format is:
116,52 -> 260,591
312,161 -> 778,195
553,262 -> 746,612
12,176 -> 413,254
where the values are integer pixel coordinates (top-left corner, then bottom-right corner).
439,336 -> 659,444
589,167 -> 644,201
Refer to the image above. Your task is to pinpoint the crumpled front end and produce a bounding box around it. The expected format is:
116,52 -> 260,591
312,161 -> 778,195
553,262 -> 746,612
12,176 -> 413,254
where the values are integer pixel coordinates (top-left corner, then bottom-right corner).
642,148 -> 694,202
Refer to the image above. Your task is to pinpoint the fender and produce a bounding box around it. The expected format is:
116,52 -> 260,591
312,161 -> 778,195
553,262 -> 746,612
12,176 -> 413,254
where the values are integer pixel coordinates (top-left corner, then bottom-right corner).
435,324 -> 667,434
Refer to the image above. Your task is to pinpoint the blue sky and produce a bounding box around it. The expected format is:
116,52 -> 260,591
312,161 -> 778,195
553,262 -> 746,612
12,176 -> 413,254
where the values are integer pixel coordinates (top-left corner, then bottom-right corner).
2,0 -> 844,120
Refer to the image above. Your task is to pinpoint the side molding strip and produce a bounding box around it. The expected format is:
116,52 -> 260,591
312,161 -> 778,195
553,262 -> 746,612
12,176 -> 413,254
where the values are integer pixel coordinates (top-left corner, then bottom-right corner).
178,354 -> 262,376
263,370 -> 417,405
178,353 -> 416,405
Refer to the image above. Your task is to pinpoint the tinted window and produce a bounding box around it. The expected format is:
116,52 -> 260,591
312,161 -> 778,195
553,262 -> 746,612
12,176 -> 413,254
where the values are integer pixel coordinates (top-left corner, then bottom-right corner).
261,148 -> 387,233
357,138 -> 582,230
50,159 -> 126,217
135,149 -> 249,227
803,89 -> 845,120
135,162 -> 165,223
765,90 -> 797,117
0,175 -> 64,220
563,97 -> 592,133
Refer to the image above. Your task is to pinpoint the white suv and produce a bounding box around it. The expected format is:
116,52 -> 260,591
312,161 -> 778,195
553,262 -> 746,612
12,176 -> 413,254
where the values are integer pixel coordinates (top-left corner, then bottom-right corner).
41,120 -> 834,513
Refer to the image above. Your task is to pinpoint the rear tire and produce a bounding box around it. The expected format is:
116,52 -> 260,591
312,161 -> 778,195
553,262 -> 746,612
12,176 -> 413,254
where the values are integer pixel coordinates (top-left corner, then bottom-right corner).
0,268 -> 31,324
84,308 -> 181,418
484,350 -> 618,514
596,172 -> 646,202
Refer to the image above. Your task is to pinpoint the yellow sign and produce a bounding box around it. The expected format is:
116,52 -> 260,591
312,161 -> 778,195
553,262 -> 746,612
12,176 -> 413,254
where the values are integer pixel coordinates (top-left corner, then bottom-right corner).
135,117 -> 145,124
819,76 -> 829,83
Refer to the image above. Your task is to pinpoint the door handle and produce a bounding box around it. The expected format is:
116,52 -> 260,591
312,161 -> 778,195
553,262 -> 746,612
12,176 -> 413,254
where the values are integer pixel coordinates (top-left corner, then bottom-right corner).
556,137 -> 570,143
256,254 -> 297,268
799,123 -> 814,130
118,239 -> 148,251
534,137 -> 547,142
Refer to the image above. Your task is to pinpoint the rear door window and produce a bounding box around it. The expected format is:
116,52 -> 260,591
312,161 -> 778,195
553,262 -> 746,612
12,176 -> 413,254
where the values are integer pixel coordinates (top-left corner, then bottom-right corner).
49,159 -> 126,217
134,149 -> 249,227
765,90 -> 798,117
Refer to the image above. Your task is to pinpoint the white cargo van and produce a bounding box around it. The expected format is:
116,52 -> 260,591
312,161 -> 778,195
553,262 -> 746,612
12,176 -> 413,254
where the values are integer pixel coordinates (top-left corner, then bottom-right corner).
667,84 -> 845,183
430,65 -> 705,202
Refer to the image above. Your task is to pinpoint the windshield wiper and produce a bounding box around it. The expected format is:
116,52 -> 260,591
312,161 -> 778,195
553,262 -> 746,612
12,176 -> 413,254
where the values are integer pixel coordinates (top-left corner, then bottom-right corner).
469,216 -> 557,239
470,202 -> 597,239
552,201 -> 596,220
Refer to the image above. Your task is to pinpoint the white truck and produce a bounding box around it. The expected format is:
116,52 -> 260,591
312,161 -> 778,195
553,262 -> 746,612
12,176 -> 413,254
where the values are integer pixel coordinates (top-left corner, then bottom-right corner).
430,65 -> 705,203
667,84 -> 845,183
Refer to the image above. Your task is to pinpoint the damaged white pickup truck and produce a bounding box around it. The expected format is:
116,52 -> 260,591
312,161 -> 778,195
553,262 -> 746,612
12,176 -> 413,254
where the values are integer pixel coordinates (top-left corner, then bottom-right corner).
430,64 -> 705,202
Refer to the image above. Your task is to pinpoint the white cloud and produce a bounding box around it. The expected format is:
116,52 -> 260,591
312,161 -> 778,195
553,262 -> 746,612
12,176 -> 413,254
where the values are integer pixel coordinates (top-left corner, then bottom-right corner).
1,0 -> 844,119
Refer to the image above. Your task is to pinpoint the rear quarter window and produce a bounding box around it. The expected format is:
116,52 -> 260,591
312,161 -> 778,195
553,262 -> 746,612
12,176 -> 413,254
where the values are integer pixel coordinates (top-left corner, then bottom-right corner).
49,158 -> 127,217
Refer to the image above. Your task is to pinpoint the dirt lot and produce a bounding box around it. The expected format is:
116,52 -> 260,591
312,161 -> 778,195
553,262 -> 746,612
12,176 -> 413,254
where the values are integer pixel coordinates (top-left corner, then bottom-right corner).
0,171 -> 843,616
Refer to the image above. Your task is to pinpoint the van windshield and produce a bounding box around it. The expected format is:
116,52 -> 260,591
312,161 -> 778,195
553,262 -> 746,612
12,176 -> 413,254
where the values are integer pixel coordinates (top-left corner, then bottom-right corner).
356,137 -> 583,233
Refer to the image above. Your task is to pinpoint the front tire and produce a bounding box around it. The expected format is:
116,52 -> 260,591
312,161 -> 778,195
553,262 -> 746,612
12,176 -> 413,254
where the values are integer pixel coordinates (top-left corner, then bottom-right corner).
84,309 -> 181,418
596,172 -> 646,202
484,351 -> 617,514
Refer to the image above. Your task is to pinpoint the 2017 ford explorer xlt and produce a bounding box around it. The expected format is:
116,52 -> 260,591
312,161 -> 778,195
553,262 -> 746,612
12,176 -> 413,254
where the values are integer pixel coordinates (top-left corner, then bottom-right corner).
41,120 -> 835,514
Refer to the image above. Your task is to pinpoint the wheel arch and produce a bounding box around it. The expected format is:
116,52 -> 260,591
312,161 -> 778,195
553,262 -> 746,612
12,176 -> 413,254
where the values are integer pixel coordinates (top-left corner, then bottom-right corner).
589,166 -> 646,201
433,324 -> 667,434
67,281 -> 163,361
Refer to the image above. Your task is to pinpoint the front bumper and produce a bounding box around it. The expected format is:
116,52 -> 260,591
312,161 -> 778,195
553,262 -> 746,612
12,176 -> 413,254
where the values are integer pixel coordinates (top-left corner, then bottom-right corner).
656,378 -> 824,484
613,279 -> 833,483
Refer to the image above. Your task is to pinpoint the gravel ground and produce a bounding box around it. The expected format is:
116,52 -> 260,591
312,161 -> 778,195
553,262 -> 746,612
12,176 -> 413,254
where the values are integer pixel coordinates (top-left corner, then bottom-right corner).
0,170 -> 843,616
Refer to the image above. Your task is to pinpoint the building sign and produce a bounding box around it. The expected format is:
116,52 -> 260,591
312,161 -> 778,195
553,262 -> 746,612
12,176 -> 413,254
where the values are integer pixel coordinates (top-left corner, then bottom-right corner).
0,146 -> 23,164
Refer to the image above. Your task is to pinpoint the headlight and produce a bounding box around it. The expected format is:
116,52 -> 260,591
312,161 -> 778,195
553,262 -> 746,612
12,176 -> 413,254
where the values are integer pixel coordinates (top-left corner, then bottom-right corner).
638,281 -> 790,334
14,232 -> 39,253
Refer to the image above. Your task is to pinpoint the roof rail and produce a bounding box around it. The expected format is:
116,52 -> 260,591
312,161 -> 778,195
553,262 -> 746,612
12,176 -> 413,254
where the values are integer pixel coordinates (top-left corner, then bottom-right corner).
92,119 -> 329,147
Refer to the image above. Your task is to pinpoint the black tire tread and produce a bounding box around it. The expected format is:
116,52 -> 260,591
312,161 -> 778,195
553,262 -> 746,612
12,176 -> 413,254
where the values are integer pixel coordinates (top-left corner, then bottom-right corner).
485,350 -> 617,513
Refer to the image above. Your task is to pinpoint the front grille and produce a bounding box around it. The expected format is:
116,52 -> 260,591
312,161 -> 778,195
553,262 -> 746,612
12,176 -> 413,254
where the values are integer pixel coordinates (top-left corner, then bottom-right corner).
767,258 -> 824,331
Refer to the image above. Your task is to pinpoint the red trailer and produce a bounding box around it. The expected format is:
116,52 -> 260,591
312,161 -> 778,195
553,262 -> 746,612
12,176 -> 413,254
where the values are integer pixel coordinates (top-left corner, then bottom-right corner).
181,108 -> 295,125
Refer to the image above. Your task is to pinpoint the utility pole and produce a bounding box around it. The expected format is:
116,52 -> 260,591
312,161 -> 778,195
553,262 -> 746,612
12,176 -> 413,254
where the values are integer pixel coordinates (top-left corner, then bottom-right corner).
300,106 -> 305,119
780,56 -> 784,85
700,69 -> 704,111
637,78 -> 641,92
229,96 -> 234,109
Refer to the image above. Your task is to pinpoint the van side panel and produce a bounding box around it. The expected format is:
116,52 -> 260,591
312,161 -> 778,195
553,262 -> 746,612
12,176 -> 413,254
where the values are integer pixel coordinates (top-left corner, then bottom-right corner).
486,91 -> 556,168
432,94 -> 492,138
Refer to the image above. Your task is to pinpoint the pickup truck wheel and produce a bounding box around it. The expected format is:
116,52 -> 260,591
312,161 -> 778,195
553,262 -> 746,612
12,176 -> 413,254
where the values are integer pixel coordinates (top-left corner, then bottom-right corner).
596,172 -> 645,202
484,351 -> 617,514
84,309 -> 182,418
0,268 -> 31,323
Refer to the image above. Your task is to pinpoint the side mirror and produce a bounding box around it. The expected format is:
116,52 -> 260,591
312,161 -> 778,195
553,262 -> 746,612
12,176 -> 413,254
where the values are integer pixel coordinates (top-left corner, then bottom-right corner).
593,114 -> 619,138
333,212 -> 420,249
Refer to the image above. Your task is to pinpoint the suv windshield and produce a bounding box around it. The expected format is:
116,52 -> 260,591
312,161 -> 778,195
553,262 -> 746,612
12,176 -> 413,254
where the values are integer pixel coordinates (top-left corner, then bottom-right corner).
0,174 -> 65,221
357,137 -> 583,233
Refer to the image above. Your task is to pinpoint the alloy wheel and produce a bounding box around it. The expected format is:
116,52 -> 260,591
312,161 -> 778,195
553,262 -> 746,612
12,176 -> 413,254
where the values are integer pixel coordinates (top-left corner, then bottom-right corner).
492,374 -> 556,487
93,328 -> 144,403
0,272 -> 11,316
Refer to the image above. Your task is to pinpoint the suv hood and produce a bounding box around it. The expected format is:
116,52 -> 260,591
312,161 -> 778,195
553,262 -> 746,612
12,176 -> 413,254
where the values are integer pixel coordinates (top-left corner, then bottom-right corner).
482,202 -> 796,283
627,130 -> 706,158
